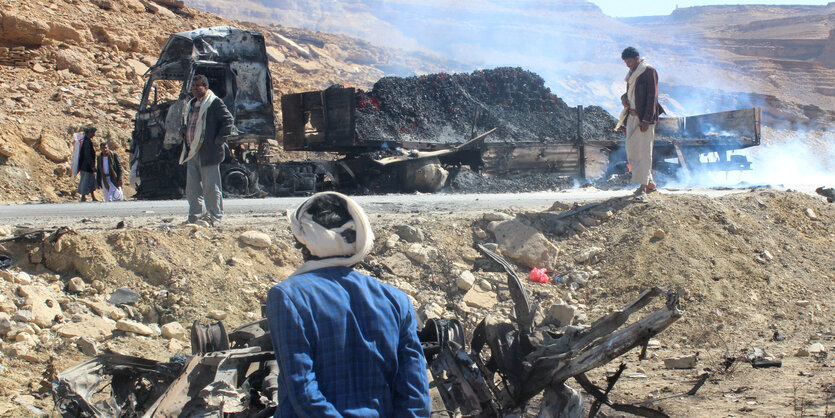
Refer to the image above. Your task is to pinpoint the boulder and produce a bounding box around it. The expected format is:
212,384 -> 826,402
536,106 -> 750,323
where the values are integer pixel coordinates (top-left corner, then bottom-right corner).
492,220 -> 559,270
652,229 -> 666,240
81,299 -> 126,320
0,312 -> 12,335
380,253 -> 420,280
27,247 -> 43,264
664,354 -> 699,369
47,22 -> 86,43
239,231 -> 272,248
483,212 -> 514,222
808,342 -> 827,355
116,319 -> 154,336
55,314 -> 116,340
405,243 -> 438,265
208,310 -> 227,320
37,133 -> 72,163
140,0 -> 177,17
457,270 -> 476,291
0,143 -> 14,158
0,13 -> 50,47
265,46 -> 285,63
54,48 -> 96,76
543,303 -> 575,327
76,337 -> 98,356
161,321 -> 186,339
416,302 -> 443,327
395,225 -> 424,243
462,286 -> 497,310
18,285 -> 62,328
121,0 -> 146,12
125,58 -> 149,76
67,277 -> 86,293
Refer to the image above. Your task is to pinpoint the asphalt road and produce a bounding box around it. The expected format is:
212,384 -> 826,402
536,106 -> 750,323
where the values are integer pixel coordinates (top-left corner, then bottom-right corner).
0,188 -> 755,226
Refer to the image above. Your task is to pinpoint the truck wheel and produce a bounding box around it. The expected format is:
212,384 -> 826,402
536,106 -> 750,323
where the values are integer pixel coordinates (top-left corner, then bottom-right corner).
397,157 -> 449,193
223,167 -> 249,196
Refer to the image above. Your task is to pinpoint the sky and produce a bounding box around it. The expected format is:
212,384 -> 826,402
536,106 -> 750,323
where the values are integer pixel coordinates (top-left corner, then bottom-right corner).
589,0 -> 832,17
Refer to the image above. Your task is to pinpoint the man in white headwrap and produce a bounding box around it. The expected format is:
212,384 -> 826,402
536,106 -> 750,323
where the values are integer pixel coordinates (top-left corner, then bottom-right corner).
615,47 -> 665,196
266,192 -> 430,417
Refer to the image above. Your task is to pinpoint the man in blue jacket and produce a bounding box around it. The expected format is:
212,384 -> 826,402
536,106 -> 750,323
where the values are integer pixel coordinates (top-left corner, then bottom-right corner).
267,192 -> 430,417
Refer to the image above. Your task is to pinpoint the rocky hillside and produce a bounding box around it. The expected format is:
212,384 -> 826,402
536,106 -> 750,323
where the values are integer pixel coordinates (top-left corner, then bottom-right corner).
0,0 -> 461,204
186,0 -> 835,126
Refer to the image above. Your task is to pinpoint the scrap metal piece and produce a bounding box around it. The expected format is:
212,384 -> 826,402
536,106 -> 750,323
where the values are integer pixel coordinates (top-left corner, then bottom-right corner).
191,320 -> 229,354
52,353 -> 184,417
476,244 -> 535,333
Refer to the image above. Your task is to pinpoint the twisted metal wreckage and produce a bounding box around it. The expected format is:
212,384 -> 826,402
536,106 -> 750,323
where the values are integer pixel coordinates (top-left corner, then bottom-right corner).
53,246 -> 682,417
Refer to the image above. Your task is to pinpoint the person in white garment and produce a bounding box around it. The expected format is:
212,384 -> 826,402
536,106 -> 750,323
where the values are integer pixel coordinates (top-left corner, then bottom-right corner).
615,47 -> 665,196
96,142 -> 124,202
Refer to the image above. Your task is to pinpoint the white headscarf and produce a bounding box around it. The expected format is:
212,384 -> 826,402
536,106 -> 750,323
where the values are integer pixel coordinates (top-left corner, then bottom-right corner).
287,192 -> 374,276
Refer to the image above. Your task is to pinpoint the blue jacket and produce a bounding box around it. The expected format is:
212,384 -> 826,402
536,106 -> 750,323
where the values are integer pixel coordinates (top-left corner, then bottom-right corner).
267,266 -> 430,417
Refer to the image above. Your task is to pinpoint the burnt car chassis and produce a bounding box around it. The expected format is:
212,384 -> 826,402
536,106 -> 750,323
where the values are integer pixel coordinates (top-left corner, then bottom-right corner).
53,246 -> 682,417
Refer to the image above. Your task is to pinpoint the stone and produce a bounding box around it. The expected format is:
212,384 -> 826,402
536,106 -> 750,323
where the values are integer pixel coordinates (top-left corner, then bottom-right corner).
0,225 -> 11,237
652,229 -> 666,240
18,285 -> 61,328
416,302 -> 443,328
0,312 -> 11,335
462,287 -> 497,310
161,322 -> 186,340
804,208 -> 817,220
12,310 -> 33,323
795,300 -> 811,307
0,13 -> 50,47
208,310 -> 227,320
55,315 -> 116,340
483,212 -> 514,222
37,133 -> 72,163
91,0 -> 115,10
54,48 -> 96,76
76,337 -> 98,356
265,46 -> 286,63
543,303 -> 575,327
67,277 -> 86,293
47,22 -> 86,43
381,253 -> 420,280
116,319 -> 154,336
573,247 -> 603,264
168,338 -> 185,352
808,342 -> 826,354
395,225 -> 425,243
91,280 -> 105,291
795,347 -> 810,357
384,235 -> 400,250
457,270 -> 476,291
125,58 -> 149,76
239,231 -> 272,248
492,220 -> 559,270
0,144 -> 13,158
27,247 -> 43,264
14,271 -> 32,285
109,287 -> 140,305
664,354 -> 698,369
405,243 -> 439,265
81,299 -> 126,320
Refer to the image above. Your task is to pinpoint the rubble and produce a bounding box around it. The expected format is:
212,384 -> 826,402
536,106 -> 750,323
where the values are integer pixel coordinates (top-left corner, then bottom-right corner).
116,319 -> 154,336
238,231 -> 272,248
491,219 -> 559,270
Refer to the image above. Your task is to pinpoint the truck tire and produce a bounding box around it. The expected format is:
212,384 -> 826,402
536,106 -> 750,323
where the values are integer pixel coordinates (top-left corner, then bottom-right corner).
396,157 -> 449,193
222,167 -> 249,196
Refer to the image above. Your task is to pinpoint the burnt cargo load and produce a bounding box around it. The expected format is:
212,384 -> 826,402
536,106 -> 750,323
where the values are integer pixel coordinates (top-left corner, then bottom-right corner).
129,27 -> 276,199
283,68 -> 761,183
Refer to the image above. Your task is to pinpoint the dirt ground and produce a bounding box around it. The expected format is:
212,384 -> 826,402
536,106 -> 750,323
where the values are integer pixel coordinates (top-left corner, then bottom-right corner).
0,189 -> 832,416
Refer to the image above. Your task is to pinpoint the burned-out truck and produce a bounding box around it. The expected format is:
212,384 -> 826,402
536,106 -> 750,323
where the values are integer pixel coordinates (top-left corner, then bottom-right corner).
130,27 -> 761,199
130,27 -> 480,198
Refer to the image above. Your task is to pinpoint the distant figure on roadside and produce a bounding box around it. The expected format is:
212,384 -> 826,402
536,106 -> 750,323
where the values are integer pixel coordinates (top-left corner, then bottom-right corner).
77,126 -> 98,202
266,192 -> 430,417
179,74 -> 234,225
615,47 -> 665,196
96,142 -> 124,202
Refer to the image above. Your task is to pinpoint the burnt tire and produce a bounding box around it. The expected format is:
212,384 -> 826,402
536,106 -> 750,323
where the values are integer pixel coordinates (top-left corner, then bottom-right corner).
222,167 -> 249,196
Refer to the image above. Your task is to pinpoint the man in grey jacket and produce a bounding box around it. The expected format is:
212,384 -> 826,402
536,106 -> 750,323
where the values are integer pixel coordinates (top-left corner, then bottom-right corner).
180,74 -> 235,225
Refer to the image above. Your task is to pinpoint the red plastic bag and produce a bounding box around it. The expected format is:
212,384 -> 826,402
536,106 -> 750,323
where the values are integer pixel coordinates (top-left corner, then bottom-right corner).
529,267 -> 549,283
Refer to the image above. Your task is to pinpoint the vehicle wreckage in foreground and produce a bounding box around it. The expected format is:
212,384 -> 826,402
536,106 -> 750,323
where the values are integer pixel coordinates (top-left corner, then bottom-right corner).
53,246 -> 682,417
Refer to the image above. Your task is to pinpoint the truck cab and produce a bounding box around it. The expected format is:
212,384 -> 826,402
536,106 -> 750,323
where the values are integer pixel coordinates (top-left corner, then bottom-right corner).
130,27 -> 276,198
